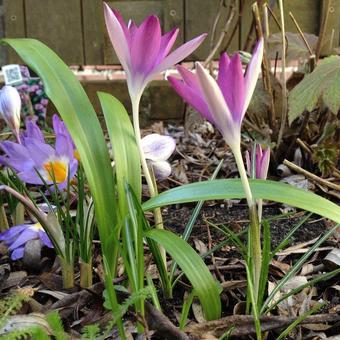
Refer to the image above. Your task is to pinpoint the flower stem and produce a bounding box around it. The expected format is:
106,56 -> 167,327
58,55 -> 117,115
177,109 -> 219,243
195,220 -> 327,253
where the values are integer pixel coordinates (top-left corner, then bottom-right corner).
131,94 -> 156,197
232,146 -> 261,304
80,260 -> 93,288
60,257 -> 74,289
131,93 -> 167,268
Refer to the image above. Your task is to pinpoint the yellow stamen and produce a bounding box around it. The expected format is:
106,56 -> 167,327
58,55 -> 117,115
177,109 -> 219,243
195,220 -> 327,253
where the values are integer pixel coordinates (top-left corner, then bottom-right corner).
43,160 -> 68,183
30,223 -> 43,231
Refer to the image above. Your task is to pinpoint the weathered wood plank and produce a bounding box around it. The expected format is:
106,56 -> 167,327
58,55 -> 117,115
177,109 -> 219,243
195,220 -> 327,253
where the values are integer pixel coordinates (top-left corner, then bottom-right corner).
82,0 -> 105,65
3,0 -> 25,64
24,0 -> 84,65
82,80 -> 185,125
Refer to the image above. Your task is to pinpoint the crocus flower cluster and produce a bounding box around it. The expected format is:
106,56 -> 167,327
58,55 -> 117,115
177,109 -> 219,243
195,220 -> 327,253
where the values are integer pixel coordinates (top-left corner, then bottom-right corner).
0,114 -> 77,190
0,85 -> 21,143
0,223 -> 53,260
104,2 -> 206,98
141,134 -> 176,179
168,40 -> 264,151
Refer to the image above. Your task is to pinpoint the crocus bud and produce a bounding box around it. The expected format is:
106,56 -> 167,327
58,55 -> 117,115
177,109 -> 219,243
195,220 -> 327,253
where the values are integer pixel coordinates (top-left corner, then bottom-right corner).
0,86 -> 21,143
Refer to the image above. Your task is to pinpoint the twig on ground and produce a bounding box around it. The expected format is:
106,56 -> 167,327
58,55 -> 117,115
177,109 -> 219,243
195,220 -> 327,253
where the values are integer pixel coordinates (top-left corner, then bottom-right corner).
144,301 -> 189,340
283,159 -> 340,192
186,313 -> 340,338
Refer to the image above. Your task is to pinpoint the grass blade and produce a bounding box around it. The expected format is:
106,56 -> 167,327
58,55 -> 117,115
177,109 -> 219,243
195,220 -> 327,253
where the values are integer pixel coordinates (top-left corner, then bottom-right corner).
142,179 -> 340,225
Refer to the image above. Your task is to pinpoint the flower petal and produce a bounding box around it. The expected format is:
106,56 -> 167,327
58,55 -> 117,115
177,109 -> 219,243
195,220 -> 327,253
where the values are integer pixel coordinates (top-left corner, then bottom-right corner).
0,225 -> 27,244
25,138 -> 55,166
23,117 -> 45,143
0,86 -> 21,139
38,230 -> 53,248
243,39 -> 264,116
153,33 -> 207,75
130,15 -> 161,77
168,73 -> 214,124
218,53 -> 245,123
157,28 -> 179,62
11,246 -> 25,260
8,229 -> 37,251
141,134 -> 175,161
0,141 -> 35,172
258,147 -> 270,179
149,160 -> 172,179
104,3 -> 131,72
195,62 -> 239,147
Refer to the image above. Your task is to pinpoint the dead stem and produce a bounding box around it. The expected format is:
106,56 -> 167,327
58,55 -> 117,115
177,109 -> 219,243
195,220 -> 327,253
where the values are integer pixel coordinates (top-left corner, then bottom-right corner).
283,159 -> 340,192
289,12 -> 314,56
252,2 -> 277,132
315,0 -> 331,61
276,0 -> 287,148
204,0 -> 237,66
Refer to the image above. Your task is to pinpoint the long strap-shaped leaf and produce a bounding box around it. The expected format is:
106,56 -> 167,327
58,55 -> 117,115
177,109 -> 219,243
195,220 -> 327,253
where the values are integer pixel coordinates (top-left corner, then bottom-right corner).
145,229 -> 221,320
99,92 -> 141,214
2,39 -> 118,271
143,179 -> 340,224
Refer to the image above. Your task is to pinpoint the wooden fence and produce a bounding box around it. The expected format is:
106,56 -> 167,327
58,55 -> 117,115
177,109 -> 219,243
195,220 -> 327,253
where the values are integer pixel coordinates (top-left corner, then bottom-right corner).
2,0 -> 339,65
0,0 -> 339,124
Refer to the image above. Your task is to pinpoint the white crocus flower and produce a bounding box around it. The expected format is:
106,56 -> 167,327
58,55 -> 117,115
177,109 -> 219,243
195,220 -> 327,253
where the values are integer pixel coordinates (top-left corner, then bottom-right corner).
0,86 -> 21,143
141,133 -> 176,180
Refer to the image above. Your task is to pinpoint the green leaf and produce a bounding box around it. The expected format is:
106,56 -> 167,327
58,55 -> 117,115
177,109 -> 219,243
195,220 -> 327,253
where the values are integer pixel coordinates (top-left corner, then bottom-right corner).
145,229 -> 221,320
98,92 -> 141,212
2,39 -> 118,271
289,55 -> 340,124
143,179 -> 340,225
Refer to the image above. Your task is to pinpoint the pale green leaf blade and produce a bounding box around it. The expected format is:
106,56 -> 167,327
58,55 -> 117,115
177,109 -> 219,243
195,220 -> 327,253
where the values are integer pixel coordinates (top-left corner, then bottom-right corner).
145,229 -> 221,320
288,56 -> 340,124
143,179 -> 340,224
99,92 -> 141,209
2,38 -> 117,269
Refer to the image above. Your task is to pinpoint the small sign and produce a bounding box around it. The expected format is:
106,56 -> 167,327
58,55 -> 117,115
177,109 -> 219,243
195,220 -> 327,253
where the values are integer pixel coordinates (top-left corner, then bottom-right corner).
2,64 -> 23,85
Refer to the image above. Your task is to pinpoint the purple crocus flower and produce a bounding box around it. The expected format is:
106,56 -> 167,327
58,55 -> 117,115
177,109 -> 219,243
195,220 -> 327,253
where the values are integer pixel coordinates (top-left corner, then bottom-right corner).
0,223 -> 53,260
0,114 -> 77,190
168,39 -> 264,151
245,144 -> 270,180
104,2 -> 207,98
0,86 -> 21,143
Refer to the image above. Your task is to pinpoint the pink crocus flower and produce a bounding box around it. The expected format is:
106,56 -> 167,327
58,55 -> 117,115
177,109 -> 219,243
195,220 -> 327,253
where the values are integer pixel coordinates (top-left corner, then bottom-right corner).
245,144 -> 270,222
245,144 -> 270,180
168,39 -> 264,151
103,2 -> 207,98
